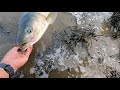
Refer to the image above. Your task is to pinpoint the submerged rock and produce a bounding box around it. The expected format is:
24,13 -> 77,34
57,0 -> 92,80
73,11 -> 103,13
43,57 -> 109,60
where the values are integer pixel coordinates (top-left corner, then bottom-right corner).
109,12 -> 120,39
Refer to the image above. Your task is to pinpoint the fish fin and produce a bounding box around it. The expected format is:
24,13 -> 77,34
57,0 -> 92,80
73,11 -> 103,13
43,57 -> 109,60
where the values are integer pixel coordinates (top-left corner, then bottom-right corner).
39,12 -> 50,18
46,12 -> 58,24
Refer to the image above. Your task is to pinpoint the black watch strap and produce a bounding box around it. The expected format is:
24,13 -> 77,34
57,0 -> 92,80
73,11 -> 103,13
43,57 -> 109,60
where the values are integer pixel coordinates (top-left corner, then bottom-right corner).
0,63 -> 14,78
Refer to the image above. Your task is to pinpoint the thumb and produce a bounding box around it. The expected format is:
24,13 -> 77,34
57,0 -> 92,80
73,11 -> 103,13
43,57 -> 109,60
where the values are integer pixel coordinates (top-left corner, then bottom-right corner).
24,46 -> 33,57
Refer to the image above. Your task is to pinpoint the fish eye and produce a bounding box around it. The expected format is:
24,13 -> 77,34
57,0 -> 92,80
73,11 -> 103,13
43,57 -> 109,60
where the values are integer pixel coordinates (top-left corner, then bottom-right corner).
27,28 -> 32,33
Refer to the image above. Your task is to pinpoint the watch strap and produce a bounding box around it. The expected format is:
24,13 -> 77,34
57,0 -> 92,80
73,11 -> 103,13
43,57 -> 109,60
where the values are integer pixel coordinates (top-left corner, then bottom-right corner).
0,63 -> 14,78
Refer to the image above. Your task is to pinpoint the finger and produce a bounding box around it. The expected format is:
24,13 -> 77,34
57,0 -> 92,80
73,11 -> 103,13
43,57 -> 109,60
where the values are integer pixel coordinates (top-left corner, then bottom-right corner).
7,46 -> 20,53
24,46 -> 33,57
13,46 -> 20,50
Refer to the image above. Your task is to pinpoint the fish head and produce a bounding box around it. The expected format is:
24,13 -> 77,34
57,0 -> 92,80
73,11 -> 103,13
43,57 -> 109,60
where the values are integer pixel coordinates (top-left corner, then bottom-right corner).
17,14 -> 41,51
17,25 -> 36,51
17,12 -> 58,51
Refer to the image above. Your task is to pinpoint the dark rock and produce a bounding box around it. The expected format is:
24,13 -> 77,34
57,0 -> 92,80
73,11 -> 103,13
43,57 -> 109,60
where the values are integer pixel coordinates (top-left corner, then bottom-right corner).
98,58 -> 104,64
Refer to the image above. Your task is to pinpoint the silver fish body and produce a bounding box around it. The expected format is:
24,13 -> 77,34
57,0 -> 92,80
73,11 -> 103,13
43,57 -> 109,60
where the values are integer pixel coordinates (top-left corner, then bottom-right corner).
17,12 -> 58,51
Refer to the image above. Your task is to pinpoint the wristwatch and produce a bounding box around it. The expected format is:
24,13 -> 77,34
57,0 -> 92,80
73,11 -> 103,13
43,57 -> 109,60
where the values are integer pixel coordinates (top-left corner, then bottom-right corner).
0,63 -> 14,78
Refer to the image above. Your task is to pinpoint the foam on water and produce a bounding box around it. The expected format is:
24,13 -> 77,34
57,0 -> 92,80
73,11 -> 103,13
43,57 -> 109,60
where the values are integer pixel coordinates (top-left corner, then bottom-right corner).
69,12 -> 112,25
30,12 -> 120,78
70,12 -> 112,35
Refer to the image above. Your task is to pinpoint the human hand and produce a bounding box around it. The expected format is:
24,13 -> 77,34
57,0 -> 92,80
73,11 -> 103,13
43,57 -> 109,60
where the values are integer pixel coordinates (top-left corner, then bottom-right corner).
0,46 -> 33,73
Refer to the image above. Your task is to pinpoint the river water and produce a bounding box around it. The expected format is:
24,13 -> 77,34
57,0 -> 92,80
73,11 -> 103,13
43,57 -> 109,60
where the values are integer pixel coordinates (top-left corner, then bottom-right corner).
0,12 -> 120,78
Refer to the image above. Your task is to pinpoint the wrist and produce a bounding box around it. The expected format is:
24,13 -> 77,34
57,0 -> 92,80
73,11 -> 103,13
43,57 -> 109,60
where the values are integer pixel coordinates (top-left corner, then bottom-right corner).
0,62 -> 18,73
0,67 -> 9,78
9,63 -> 18,73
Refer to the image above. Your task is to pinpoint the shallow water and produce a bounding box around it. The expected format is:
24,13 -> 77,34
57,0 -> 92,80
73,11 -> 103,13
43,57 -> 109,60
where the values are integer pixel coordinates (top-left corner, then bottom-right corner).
0,12 -> 21,61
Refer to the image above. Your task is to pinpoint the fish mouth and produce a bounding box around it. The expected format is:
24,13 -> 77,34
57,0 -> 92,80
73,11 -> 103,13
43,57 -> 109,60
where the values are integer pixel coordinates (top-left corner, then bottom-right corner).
17,40 -> 31,52
20,41 -> 28,46
17,37 -> 36,51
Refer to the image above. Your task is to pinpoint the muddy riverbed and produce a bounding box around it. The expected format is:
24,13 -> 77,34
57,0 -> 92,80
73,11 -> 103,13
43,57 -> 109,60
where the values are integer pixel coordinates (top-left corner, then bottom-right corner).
0,12 -> 120,78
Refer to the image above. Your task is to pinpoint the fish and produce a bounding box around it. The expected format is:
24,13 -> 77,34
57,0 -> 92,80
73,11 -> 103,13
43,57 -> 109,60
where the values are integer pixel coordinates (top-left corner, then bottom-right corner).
17,12 -> 58,51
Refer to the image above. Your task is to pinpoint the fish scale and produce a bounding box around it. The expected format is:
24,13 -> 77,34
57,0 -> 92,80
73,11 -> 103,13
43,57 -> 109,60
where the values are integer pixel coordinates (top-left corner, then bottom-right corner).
17,12 -> 58,51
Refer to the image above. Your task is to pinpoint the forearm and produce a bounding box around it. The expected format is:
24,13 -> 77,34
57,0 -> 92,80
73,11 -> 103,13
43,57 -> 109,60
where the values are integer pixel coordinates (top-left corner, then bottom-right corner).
0,68 -> 9,78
